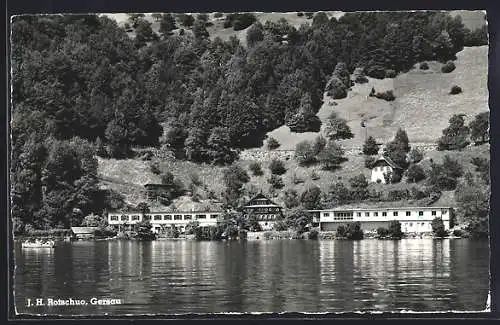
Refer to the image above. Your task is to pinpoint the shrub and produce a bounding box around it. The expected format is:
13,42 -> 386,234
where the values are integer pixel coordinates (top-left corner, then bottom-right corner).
269,159 -> 286,175
284,189 -> 300,208
312,135 -> 327,155
364,156 -> 376,169
363,136 -> 380,155
391,171 -> 402,183
405,164 -> 426,183
469,112 -> 490,145
124,23 -> 133,32
431,217 -> 448,237
178,14 -> 194,27
377,227 -> 389,238
295,140 -> 317,166
353,67 -> 368,84
387,189 -> 410,201
453,229 -> 466,237
273,220 -> 288,231
305,12 -> 314,19
196,13 -> 209,21
249,161 -> 263,176
333,62 -> 352,87
420,62 -> 429,70
134,220 -> 156,241
325,75 -> 348,99
300,186 -> 322,209
437,114 -> 470,151
464,25 -> 488,46
94,226 -> 117,239
317,141 -> 345,170
471,156 -> 490,184
267,137 -> 280,150
308,229 -> 319,240
324,112 -> 353,141
385,69 -> 397,78
336,225 -> 346,238
408,148 -> 424,164
427,155 -> 463,190
366,65 -> 386,79
345,222 -> 364,240
297,12 -> 304,17
268,175 -> 285,189
287,112 -> 322,133
374,90 -> 396,101
227,13 -> 257,31
450,85 -> 462,95
287,94 -> 322,133
349,174 -> 369,189
388,220 -> 403,239
441,61 -> 456,73
213,12 -> 224,18
355,75 -> 368,84
409,187 -> 427,200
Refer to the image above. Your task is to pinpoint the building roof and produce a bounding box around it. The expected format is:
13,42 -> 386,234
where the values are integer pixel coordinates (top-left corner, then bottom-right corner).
373,155 -> 403,170
243,205 -> 282,208
144,183 -> 173,189
71,226 -> 99,234
242,193 -> 281,208
308,206 -> 453,212
108,210 -> 224,215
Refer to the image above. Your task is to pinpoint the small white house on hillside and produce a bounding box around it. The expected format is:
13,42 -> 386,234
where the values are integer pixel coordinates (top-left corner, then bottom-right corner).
370,156 -> 403,183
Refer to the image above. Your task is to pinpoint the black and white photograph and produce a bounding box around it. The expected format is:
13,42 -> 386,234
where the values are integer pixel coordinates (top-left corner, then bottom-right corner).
9,8 -> 491,317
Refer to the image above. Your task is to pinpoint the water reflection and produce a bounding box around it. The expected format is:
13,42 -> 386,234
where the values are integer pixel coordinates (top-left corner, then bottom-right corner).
14,239 -> 489,315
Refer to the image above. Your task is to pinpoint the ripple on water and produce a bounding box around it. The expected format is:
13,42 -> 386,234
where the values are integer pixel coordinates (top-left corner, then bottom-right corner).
14,239 -> 490,315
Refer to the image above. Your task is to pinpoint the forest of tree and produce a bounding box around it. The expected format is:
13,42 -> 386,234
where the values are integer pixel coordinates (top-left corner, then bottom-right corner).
10,12 -> 488,232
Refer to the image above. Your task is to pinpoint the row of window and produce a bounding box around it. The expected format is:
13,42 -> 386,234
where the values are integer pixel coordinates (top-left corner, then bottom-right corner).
404,222 -> 429,228
333,216 -> 354,221
110,214 -> 220,222
373,166 -> 390,172
324,210 -> 443,218
255,215 -> 277,221
247,200 -> 275,206
245,207 -> 281,213
329,212 -> 353,217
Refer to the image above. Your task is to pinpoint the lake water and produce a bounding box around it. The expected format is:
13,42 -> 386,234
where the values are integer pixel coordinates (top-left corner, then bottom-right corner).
14,239 -> 490,315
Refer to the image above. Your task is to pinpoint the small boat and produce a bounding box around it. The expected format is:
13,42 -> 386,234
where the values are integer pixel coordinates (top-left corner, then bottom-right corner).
22,239 -> 56,248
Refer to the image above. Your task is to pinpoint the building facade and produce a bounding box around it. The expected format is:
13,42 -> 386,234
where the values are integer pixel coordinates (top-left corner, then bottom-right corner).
370,156 -> 403,183
309,207 -> 453,233
107,211 -> 224,234
241,193 -> 283,231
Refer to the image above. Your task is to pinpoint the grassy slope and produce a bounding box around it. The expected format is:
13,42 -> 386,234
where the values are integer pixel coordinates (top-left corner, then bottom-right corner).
98,143 -> 489,209
98,12 -> 489,210
259,45 -> 488,150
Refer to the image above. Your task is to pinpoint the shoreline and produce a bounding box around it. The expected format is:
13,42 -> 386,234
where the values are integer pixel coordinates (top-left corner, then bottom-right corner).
14,233 -> 467,242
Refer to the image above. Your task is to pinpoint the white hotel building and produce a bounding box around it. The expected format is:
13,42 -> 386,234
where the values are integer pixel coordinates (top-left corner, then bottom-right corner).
107,211 -> 223,234
309,206 -> 453,233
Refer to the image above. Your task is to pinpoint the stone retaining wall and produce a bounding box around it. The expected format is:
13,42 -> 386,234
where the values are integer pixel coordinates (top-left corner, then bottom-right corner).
239,143 -> 438,162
